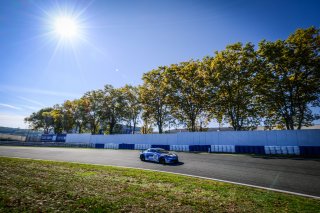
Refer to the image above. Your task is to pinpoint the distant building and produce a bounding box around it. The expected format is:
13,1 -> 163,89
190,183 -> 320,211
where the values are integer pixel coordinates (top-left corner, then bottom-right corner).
116,124 -> 141,134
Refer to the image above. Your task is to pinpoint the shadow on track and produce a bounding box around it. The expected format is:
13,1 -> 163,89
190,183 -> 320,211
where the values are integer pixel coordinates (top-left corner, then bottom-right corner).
140,160 -> 184,166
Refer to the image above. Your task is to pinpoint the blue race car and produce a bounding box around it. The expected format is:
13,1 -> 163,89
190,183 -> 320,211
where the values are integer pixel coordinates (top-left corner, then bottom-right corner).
140,148 -> 179,164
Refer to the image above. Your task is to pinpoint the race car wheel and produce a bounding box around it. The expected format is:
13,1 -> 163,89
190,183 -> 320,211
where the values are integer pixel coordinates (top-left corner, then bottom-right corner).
159,157 -> 166,164
140,154 -> 145,161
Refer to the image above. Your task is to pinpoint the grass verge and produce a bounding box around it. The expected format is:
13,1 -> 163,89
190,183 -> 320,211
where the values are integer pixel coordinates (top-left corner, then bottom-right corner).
0,157 -> 319,212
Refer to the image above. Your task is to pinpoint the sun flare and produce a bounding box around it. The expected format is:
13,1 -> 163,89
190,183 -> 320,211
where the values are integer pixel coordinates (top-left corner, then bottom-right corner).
54,16 -> 79,39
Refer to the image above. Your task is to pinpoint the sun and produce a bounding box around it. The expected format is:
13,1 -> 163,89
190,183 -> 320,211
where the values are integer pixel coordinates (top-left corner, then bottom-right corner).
54,16 -> 79,39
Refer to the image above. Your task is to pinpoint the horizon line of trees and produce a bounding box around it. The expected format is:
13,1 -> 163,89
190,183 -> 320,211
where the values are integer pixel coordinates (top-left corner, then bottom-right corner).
25,27 -> 320,134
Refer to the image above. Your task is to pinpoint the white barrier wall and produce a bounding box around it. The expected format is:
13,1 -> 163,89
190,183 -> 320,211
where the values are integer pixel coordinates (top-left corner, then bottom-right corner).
66,133 -> 92,144
65,130 -> 320,146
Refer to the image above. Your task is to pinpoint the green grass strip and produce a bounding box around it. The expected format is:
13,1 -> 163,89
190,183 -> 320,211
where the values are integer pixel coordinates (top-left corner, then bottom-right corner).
0,157 -> 319,212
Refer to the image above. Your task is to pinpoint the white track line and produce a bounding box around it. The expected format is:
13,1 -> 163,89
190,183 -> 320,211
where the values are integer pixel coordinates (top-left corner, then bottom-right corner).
2,156 -> 319,200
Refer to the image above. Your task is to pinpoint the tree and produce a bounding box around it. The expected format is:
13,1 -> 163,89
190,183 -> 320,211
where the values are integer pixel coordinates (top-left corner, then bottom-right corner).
141,111 -> 154,134
82,89 -> 104,134
49,104 -> 64,134
61,100 -> 77,133
206,43 -> 261,130
257,27 -> 320,130
140,67 -> 172,133
25,107 -> 54,133
165,61 -> 211,132
120,85 -> 142,134
102,85 -> 127,134
73,98 -> 91,133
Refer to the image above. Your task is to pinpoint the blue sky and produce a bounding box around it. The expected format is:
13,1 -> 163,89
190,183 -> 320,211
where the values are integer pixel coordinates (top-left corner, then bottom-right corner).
0,0 -> 319,128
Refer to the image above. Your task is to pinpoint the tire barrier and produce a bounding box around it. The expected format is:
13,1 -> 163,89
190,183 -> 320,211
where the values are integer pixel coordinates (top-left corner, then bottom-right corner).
118,143 -> 135,150
95,143 -> 104,149
235,146 -> 265,154
189,145 -> 211,152
299,146 -> 320,157
170,145 -> 189,152
294,146 -> 300,155
264,146 -> 300,155
135,144 -> 151,150
104,143 -> 119,149
151,144 -> 170,150
210,145 -> 235,153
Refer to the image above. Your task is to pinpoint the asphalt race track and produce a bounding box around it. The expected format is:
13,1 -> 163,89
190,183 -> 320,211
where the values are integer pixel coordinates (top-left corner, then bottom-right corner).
0,146 -> 319,198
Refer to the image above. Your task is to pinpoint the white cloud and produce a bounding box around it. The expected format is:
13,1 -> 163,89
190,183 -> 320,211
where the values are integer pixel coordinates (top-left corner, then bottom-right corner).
21,105 -> 40,111
0,103 -> 22,110
0,113 -> 28,128
18,96 -> 45,107
1,85 -> 81,98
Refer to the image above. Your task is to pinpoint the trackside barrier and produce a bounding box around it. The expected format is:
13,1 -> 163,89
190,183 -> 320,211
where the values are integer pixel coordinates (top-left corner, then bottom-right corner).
300,146 -> 320,156
119,143 -> 135,150
41,134 -> 68,142
151,144 -> 170,150
41,134 -> 55,142
104,143 -> 119,149
281,146 -> 288,154
265,146 -> 270,154
275,146 -> 282,154
56,134 -> 66,142
64,130 -> 319,155
170,145 -> 189,152
0,133 -> 27,142
294,146 -> 300,155
135,144 -> 151,150
189,145 -> 211,152
210,145 -> 235,153
235,146 -> 265,154
65,133 -> 92,144
66,130 -> 320,146
286,146 -> 295,155
95,144 -> 104,149
264,146 -> 300,155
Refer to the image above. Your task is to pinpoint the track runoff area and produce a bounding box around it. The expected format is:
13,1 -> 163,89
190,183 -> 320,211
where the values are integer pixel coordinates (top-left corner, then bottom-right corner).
0,146 -> 319,199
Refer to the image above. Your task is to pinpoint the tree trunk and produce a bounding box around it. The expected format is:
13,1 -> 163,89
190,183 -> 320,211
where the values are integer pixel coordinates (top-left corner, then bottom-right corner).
191,119 -> 196,132
158,123 -> 163,134
133,119 -> 136,134
109,117 -> 116,135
